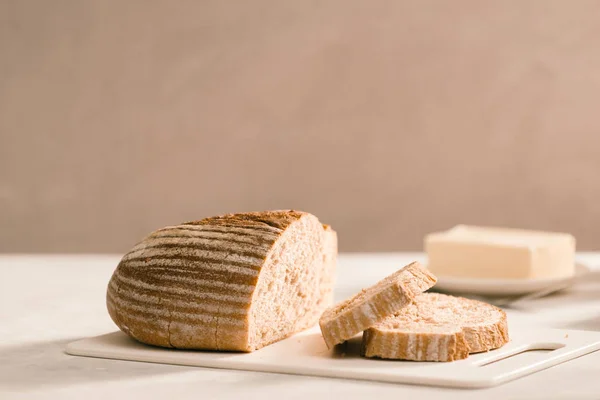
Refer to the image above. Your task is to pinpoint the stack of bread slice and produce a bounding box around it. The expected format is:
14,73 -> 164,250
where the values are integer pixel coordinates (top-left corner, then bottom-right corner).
319,262 -> 509,362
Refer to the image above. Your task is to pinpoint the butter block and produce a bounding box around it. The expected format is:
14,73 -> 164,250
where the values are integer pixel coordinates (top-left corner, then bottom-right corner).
425,225 -> 576,280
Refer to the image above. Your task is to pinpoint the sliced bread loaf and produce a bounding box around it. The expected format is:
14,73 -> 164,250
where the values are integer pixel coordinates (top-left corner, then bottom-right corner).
107,210 -> 336,352
361,293 -> 509,361
319,262 -> 437,349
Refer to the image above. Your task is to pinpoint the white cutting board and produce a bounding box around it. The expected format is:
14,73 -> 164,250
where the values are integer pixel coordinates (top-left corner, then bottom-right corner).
66,326 -> 600,389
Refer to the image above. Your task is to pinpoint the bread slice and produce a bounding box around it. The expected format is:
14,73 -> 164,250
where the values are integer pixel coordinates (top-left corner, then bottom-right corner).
361,293 -> 509,361
106,210 -> 336,352
319,262 -> 437,349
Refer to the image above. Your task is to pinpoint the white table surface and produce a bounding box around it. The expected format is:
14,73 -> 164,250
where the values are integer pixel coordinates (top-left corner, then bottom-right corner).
1,253 -> 600,400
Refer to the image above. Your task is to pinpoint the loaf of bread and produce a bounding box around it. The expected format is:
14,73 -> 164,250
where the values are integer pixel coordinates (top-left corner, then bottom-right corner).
319,262 -> 437,349
107,210 -> 337,352
361,293 -> 509,361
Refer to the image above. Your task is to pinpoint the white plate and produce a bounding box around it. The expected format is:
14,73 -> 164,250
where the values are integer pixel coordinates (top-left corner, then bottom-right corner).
432,263 -> 590,296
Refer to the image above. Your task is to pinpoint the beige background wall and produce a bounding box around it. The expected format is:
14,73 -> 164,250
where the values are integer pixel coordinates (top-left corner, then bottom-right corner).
1,0 -> 600,253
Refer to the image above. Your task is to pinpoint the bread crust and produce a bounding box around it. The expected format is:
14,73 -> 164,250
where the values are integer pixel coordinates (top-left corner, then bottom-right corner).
318,262 -> 437,349
361,328 -> 470,361
107,210 -> 333,351
463,309 -> 509,353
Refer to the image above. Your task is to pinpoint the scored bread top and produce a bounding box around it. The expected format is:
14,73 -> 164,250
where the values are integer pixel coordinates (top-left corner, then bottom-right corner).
363,293 -> 509,360
184,210 -> 305,231
318,262 -> 437,349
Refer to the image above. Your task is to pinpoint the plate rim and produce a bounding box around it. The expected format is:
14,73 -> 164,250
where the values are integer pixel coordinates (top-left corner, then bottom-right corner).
430,262 -> 589,296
